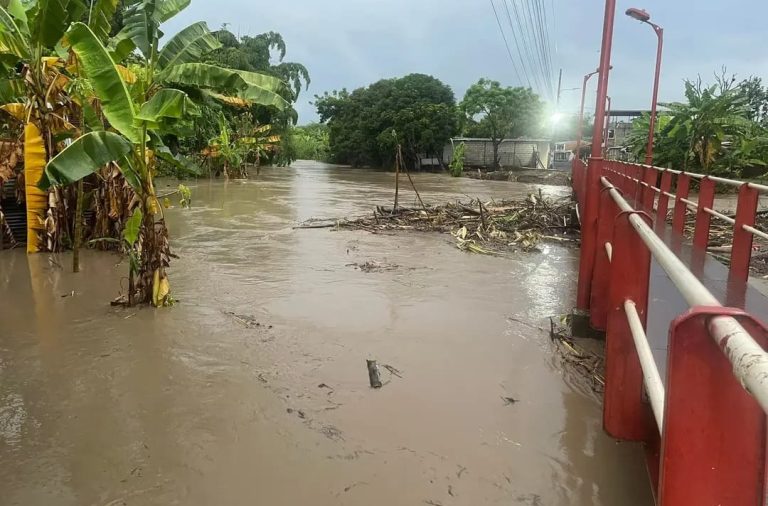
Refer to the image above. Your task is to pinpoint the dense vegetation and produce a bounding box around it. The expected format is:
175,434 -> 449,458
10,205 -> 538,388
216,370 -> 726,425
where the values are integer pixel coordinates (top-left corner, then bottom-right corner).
627,72 -> 768,177
314,75 -> 545,169
287,123 -> 330,162
315,74 -> 460,169
0,0 -> 300,305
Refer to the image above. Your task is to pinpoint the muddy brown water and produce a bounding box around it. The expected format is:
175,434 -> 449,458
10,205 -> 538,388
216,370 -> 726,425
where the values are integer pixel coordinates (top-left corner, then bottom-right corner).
0,161 -> 653,505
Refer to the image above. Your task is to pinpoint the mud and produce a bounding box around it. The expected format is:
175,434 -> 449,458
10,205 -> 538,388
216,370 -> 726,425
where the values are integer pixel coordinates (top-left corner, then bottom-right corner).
0,161 -> 652,505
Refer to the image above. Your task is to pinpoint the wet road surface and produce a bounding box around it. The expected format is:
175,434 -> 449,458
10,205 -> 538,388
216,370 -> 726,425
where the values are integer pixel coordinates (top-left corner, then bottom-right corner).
0,161 -> 653,505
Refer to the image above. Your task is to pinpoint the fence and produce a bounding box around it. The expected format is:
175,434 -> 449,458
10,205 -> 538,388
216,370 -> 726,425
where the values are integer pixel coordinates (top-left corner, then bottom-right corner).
573,157 -> 768,504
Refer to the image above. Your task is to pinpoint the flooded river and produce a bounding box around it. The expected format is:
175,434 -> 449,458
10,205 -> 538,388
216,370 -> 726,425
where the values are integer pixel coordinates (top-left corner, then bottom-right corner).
0,161 -> 653,505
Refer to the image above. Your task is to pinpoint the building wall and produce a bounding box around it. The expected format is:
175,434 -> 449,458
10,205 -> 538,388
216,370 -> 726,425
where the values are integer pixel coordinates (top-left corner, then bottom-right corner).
444,139 -> 550,169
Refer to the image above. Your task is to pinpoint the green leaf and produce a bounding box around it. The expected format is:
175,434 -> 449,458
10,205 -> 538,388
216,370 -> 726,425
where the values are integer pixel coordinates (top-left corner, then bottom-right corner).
157,21 -> 221,70
30,0 -> 85,49
6,0 -> 28,33
123,207 -> 143,245
155,149 -> 201,176
159,63 -> 288,110
87,0 -> 119,42
108,37 -> 136,63
155,0 -> 190,22
136,88 -> 199,122
0,77 -> 23,103
67,22 -> 141,143
117,152 -> 143,192
0,5 -> 29,58
39,131 -> 133,190
117,0 -> 158,60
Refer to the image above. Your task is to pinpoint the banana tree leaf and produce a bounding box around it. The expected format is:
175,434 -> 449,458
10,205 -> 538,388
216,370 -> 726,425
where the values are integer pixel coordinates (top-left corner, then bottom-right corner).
117,152 -> 143,192
88,0 -> 119,42
0,102 -> 25,121
6,0 -> 28,33
159,63 -> 288,110
236,70 -> 285,92
109,36 -> 136,63
67,23 -> 141,143
155,0 -> 190,22
202,90 -> 251,108
123,207 -> 142,245
0,77 -> 24,102
40,131 -> 133,190
30,0 -> 85,49
136,88 -> 199,122
0,6 -> 29,58
157,21 -> 220,70
25,122 -> 47,252
117,0 -> 158,60
82,99 -> 104,131
155,149 -> 201,176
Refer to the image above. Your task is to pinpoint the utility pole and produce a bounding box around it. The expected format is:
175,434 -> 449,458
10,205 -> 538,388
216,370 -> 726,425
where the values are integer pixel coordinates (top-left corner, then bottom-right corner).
556,68 -> 563,108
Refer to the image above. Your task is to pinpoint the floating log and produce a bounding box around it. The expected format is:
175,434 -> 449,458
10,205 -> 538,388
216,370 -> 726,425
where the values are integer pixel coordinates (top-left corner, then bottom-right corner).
366,359 -> 382,388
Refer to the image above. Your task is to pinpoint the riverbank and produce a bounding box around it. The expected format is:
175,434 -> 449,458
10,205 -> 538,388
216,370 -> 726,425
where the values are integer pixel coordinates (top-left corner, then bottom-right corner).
465,167 -> 571,186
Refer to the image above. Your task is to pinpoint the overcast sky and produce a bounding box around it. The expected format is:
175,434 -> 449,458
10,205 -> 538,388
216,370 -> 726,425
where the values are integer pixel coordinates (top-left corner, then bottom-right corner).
164,0 -> 768,125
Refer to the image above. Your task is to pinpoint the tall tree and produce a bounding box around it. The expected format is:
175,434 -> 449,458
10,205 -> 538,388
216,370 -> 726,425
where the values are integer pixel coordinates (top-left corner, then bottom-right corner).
315,74 -> 459,168
460,79 -> 543,169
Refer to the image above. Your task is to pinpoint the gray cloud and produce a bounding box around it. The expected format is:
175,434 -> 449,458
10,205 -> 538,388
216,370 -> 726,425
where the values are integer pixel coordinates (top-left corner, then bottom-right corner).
164,0 -> 768,124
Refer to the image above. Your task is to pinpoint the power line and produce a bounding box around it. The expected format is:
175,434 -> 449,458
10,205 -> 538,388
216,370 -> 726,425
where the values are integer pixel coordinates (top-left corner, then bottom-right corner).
504,0 -> 542,93
521,0 -> 551,96
489,0 -> 525,86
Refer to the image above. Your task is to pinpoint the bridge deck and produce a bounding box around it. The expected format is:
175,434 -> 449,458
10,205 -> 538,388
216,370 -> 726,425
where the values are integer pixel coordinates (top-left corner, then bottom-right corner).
645,220 -> 768,381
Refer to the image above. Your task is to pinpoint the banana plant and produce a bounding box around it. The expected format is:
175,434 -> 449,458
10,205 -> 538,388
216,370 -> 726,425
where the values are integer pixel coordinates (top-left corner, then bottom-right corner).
204,113 -> 280,178
0,0 -> 96,252
37,0 -> 288,306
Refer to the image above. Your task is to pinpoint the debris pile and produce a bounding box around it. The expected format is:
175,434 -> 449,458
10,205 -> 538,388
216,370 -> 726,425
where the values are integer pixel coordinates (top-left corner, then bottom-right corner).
304,192 -> 579,254
550,314 -> 605,396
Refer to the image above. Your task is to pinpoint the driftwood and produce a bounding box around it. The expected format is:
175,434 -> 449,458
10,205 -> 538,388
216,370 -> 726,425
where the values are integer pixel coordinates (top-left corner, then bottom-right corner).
367,360 -> 382,388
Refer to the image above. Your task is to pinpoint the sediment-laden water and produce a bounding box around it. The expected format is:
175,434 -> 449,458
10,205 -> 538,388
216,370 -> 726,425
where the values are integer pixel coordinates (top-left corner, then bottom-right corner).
0,161 -> 652,505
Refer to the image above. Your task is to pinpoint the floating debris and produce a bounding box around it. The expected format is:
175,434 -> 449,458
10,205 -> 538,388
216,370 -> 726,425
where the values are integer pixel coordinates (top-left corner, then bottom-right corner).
347,261 -> 402,273
301,192 -> 579,255
549,314 -> 605,396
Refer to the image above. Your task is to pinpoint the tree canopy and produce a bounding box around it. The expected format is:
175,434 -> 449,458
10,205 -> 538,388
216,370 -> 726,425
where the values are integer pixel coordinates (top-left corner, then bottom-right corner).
627,72 -> 768,177
315,73 -> 459,168
460,79 -> 544,168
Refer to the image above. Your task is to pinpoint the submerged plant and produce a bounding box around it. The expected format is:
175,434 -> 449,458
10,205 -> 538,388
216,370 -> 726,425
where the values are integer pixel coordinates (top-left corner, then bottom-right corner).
449,142 -> 465,177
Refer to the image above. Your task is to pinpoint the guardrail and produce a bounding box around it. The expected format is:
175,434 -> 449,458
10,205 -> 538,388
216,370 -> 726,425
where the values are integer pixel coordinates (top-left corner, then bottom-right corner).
572,157 -> 768,505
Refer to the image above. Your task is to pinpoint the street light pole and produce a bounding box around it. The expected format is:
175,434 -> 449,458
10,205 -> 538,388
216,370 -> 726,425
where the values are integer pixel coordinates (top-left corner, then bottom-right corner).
575,68 -> 599,161
626,8 -> 664,165
576,0 -> 617,310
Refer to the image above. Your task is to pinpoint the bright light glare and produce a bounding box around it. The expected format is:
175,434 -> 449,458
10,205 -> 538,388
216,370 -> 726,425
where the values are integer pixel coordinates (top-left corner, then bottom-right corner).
551,112 -> 564,125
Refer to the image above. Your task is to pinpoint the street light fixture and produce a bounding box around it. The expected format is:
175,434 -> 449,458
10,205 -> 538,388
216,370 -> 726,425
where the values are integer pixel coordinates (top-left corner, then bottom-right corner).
574,66 -> 612,163
626,7 -> 664,165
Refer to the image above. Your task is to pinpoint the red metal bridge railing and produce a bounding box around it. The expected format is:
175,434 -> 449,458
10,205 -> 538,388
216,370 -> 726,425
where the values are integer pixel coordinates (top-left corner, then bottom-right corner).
572,157 -> 768,505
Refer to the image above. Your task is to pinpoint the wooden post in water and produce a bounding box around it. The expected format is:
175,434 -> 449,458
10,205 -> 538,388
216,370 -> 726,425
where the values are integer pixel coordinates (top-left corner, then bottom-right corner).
72,179 -> 84,273
393,148 -> 400,213
398,144 -> 427,211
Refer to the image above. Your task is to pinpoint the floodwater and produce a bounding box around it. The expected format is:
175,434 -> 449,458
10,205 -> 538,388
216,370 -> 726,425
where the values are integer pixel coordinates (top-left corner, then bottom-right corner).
0,161 -> 653,505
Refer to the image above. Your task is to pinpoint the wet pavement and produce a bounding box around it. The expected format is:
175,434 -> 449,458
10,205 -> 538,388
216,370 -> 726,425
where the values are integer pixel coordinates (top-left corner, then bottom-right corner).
0,161 -> 653,505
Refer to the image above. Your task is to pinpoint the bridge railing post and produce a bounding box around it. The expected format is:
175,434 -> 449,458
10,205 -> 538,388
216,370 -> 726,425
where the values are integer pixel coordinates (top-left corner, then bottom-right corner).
659,308 -> 768,504
576,157 -> 604,310
729,184 -> 759,285
603,210 -> 653,440
642,167 -> 657,213
672,173 -> 691,234
693,176 -> 716,250
656,170 -> 673,228
589,186 -> 619,330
